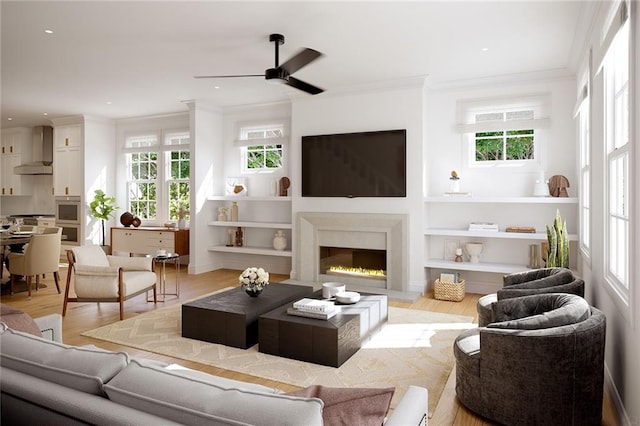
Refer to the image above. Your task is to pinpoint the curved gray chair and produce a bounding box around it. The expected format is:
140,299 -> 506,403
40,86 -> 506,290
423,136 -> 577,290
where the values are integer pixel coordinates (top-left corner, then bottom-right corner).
455,293 -> 606,426
477,267 -> 584,326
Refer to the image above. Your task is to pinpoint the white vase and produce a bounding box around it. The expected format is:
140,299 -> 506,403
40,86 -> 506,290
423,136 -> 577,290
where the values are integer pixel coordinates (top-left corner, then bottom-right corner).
230,202 -> 238,222
273,230 -> 287,251
449,179 -> 460,193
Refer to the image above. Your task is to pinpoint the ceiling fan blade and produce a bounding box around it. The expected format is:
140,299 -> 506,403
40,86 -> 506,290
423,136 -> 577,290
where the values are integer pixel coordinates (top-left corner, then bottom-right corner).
194,74 -> 264,79
286,76 -> 324,95
279,48 -> 323,74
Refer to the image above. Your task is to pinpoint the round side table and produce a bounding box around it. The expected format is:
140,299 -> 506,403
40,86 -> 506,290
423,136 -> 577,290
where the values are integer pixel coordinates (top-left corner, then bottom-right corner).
147,253 -> 180,302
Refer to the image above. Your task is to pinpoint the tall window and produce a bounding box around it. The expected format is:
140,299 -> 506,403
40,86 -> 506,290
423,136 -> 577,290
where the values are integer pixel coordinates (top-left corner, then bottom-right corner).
578,89 -> 591,255
239,124 -> 284,172
125,130 -> 190,223
604,20 -> 629,296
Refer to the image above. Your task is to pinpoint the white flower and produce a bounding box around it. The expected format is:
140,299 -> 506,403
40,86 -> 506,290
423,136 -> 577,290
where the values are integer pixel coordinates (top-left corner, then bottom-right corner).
239,266 -> 270,290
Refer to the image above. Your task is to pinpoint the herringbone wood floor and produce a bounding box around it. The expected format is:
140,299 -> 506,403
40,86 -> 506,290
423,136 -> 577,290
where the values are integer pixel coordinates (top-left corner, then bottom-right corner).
0,264 -> 618,425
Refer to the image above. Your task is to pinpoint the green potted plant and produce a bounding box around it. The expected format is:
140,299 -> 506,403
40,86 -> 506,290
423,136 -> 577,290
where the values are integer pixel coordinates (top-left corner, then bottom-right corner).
545,209 -> 570,268
89,189 -> 119,248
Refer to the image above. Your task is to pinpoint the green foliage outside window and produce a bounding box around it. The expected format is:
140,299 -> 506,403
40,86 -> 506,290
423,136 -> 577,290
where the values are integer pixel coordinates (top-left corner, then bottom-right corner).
475,129 -> 534,162
246,144 -> 283,170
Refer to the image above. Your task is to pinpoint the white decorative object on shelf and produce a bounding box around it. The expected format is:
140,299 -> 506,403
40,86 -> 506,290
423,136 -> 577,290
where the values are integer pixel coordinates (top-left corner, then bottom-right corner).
225,177 -> 247,196
272,230 -> 287,251
465,242 -> 484,263
534,170 -> 550,197
230,201 -> 238,221
217,206 -> 228,221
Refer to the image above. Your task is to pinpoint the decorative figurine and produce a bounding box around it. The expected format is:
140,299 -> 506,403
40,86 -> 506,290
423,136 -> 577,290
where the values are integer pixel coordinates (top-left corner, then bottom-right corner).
454,248 -> 463,262
548,175 -> 570,197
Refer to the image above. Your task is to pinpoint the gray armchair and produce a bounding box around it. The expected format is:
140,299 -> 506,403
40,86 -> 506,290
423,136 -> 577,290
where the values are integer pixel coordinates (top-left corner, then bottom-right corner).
477,267 -> 584,326
455,293 -> 606,426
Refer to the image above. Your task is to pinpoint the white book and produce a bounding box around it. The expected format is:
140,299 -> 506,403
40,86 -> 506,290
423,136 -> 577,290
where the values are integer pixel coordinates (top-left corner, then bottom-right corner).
292,298 -> 335,313
287,307 -> 340,320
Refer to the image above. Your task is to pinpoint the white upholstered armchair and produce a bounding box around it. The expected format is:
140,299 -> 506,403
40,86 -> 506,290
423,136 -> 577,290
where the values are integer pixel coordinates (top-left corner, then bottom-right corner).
63,245 -> 157,320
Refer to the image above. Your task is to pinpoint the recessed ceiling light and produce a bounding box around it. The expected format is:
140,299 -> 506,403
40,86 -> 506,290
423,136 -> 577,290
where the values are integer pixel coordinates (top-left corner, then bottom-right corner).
214,86 -> 220,90
106,101 -> 112,105
43,112 -> 48,116
481,47 -> 489,52
7,117 -> 13,121
44,29 -> 54,34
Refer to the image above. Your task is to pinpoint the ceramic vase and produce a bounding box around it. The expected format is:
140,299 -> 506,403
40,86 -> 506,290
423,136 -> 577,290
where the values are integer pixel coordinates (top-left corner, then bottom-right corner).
273,230 -> 287,251
231,202 -> 238,222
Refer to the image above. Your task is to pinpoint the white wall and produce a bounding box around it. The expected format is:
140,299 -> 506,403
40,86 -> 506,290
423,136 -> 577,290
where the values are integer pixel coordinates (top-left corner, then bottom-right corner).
576,2 -> 639,424
290,85 -> 426,293
188,101 -> 224,275
424,77 -> 577,293
83,116 -> 116,246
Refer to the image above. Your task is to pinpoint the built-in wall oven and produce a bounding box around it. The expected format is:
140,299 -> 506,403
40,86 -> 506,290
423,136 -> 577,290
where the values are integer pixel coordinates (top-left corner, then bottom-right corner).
55,196 -> 81,245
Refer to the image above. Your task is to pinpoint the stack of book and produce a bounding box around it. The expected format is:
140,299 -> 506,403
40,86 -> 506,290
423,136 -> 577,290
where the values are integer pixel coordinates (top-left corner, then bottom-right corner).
287,298 -> 341,320
468,222 -> 499,232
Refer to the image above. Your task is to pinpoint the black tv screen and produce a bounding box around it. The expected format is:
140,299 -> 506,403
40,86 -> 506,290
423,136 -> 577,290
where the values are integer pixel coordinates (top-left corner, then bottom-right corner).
302,129 -> 406,197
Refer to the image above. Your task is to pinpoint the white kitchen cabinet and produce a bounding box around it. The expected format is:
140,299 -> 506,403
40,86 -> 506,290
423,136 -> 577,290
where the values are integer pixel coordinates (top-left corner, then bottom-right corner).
111,227 -> 190,256
423,196 -> 579,275
207,196 -> 292,257
53,124 -> 82,196
1,127 -> 32,196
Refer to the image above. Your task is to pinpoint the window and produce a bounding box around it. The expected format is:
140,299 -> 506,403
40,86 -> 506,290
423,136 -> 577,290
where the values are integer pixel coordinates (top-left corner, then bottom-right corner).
457,95 -> 549,169
474,110 -> 535,162
578,87 -> 591,255
604,20 -> 629,297
239,124 -> 285,172
125,130 -> 190,224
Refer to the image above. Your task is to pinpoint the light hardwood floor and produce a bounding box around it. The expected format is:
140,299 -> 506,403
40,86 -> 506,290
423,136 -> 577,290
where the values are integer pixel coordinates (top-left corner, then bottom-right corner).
0,264 -> 618,425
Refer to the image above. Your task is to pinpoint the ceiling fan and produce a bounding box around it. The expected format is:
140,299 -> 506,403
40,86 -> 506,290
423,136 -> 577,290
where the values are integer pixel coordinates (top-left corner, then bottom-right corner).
195,33 -> 324,95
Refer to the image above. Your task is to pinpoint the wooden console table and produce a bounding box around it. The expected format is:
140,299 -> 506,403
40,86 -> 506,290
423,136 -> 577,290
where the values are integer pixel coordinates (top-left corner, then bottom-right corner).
110,227 -> 189,256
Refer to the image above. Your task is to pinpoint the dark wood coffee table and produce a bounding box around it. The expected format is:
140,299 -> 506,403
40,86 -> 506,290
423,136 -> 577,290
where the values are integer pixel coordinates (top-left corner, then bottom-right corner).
258,291 -> 388,367
181,283 -> 314,349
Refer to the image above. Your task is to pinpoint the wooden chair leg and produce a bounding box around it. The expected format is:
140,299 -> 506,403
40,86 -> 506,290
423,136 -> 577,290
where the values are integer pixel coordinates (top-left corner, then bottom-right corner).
36,274 -> 40,291
153,284 -> 157,303
53,271 -> 61,294
26,276 -> 32,299
10,274 -> 16,295
119,299 -> 124,320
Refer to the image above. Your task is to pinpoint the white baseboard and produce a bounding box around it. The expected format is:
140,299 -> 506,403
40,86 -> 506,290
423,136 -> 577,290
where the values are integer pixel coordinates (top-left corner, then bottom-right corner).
604,363 -> 631,426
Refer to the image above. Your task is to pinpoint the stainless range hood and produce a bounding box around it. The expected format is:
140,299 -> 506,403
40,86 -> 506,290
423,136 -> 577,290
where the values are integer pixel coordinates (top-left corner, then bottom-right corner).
14,125 -> 54,175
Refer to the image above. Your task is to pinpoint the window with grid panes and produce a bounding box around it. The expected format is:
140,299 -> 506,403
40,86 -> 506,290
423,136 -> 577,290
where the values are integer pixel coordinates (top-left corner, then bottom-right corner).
240,125 -> 284,172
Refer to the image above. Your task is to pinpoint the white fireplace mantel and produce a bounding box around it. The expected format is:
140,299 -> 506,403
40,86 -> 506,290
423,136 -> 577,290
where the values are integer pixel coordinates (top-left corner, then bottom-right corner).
296,212 -> 408,293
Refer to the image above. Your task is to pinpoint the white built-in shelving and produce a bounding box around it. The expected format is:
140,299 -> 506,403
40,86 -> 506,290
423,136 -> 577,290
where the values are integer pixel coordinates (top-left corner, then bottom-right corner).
207,196 -> 292,257
424,196 -> 579,275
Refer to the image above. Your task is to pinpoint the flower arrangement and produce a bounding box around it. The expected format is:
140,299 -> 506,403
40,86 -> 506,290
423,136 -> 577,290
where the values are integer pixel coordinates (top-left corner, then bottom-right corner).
450,170 -> 460,180
239,267 -> 270,293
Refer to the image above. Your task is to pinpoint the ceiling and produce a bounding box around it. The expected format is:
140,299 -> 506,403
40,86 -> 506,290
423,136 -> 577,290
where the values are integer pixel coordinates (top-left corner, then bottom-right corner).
1,1 -> 586,129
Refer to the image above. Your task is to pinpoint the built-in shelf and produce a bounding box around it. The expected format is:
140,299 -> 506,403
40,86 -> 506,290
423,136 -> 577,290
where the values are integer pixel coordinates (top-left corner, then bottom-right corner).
208,221 -> 292,229
207,245 -> 292,257
424,228 -> 578,241
208,196 -> 291,202
424,259 -> 530,274
424,196 -> 579,204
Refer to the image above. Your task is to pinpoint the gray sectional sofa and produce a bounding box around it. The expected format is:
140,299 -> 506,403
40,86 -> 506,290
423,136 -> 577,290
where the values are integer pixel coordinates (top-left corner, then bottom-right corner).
0,313 -> 428,426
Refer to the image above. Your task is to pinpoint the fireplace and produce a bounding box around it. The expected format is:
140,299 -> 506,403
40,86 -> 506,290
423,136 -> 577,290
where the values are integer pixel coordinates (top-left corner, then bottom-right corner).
320,247 -> 387,284
297,212 -> 408,292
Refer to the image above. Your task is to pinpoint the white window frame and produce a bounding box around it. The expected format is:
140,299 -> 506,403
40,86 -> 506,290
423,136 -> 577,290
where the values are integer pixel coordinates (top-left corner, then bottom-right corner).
124,129 -> 191,225
236,122 -> 287,174
457,95 -> 550,171
603,19 -> 630,306
578,85 -> 591,258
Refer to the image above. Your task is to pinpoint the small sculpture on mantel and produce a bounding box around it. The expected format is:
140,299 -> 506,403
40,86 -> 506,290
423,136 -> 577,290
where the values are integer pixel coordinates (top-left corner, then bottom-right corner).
548,175 -> 570,197
279,177 -> 290,196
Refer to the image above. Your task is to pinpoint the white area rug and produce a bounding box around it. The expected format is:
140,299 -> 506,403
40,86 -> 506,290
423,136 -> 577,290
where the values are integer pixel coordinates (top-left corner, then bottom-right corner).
83,294 -> 474,417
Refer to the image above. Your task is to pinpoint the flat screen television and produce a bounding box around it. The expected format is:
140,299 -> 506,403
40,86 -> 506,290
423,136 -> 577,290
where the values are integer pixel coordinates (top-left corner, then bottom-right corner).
302,129 -> 406,197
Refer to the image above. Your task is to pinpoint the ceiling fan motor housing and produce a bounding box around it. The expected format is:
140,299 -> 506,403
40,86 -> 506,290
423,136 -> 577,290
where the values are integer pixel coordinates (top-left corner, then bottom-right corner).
265,67 -> 289,82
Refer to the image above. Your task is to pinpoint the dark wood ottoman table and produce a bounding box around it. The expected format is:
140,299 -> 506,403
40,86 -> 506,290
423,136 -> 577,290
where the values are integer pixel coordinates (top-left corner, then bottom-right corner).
258,291 -> 388,367
182,283 -> 314,349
